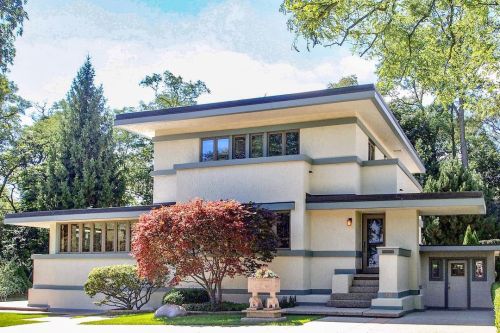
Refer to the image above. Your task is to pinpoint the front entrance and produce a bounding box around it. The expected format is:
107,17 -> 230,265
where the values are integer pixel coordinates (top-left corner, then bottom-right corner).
447,260 -> 468,308
362,214 -> 385,273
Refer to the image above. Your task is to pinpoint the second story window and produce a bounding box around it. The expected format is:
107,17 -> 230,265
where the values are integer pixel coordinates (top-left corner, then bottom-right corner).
232,135 -> 246,159
267,130 -> 300,157
201,137 -> 229,161
368,139 -> 376,161
250,134 -> 264,158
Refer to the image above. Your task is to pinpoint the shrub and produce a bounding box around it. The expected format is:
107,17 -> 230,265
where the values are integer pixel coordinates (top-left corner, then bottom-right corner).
182,301 -> 247,312
480,239 -> 500,245
84,265 -> 165,310
0,259 -> 31,301
493,283 -> 500,332
279,296 -> 297,308
162,288 -> 210,305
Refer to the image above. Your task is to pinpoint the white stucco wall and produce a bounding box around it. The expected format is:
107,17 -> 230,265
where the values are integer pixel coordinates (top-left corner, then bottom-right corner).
361,164 -> 398,194
153,139 -> 198,170
300,124 -> 357,158
309,163 -> 361,194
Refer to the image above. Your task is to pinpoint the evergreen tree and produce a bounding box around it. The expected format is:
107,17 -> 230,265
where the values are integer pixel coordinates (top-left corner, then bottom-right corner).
463,225 -> 479,245
46,57 -> 125,209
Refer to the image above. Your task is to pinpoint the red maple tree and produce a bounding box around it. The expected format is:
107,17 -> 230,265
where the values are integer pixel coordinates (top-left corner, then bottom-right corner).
131,199 -> 278,309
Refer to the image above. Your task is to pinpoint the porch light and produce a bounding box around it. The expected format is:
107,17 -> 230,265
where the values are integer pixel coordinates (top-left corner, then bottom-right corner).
346,218 -> 352,227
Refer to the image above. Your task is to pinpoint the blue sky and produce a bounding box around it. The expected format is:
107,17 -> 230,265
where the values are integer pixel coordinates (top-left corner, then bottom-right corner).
10,0 -> 376,109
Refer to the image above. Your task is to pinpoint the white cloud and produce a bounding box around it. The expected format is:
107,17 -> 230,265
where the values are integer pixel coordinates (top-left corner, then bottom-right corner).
9,0 -> 376,109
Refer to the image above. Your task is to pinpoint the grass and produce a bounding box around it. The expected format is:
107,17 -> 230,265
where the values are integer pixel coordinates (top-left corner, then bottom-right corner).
492,281 -> 500,302
0,312 -> 48,327
82,313 -> 322,326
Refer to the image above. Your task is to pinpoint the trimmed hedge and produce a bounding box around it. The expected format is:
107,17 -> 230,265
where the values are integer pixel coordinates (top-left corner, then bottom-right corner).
183,301 -> 247,312
492,282 -> 500,333
163,288 -> 210,305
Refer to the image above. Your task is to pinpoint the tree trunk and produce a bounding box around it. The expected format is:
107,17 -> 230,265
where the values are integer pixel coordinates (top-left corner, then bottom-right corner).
457,99 -> 469,168
449,104 -> 456,159
209,289 -> 217,311
216,282 -> 223,310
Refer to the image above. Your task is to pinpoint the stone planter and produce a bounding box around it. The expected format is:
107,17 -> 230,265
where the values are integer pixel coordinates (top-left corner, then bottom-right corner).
243,277 -> 284,322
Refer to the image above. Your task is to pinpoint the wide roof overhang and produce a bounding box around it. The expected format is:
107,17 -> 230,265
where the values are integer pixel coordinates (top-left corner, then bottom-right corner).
115,85 -> 425,174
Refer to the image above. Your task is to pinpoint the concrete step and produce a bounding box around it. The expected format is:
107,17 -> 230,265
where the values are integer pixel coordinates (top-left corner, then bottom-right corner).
330,293 -> 377,301
326,299 -> 372,308
353,274 -> 379,280
352,279 -> 379,286
349,286 -> 379,293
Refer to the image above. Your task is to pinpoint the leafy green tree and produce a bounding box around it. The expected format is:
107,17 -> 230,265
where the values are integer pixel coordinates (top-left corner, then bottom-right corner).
0,0 -> 28,73
281,0 -> 499,168
463,225 -> 479,245
140,70 -> 210,109
45,57 -> 125,209
328,75 -> 358,89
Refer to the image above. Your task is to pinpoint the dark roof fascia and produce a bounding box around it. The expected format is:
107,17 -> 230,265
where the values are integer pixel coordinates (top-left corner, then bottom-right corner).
305,192 -> 484,203
115,84 -> 376,122
420,245 -> 500,252
4,202 -> 175,219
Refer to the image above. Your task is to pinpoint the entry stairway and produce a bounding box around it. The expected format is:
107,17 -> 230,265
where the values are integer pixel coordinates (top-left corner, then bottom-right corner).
327,274 -> 379,308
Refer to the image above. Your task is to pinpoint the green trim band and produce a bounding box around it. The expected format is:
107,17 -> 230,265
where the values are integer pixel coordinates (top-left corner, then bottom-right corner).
377,290 -> 420,298
377,247 -> 412,257
276,250 -> 362,257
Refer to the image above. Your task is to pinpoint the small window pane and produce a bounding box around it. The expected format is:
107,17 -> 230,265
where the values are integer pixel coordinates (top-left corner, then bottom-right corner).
268,133 -> 283,156
106,223 -> 115,252
201,139 -> 215,161
118,222 -> 127,252
451,263 -> 465,276
232,136 -> 246,159
59,224 -> 68,253
285,131 -> 299,155
217,138 -> 229,160
430,259 -> 442,281
70,224 -> 80,252
368,139 -> 375,161
473,259 -> 486,281
250,134 -> 263,158
83,223 -> 91,252
276,212 -> 290,249
94,223 -> 103,252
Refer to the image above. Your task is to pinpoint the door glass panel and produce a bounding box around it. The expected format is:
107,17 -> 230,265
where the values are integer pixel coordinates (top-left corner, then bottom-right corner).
70,224 -> 80,252
106,223 -> 115,252
201,139 -> 215,161
366,217 -> 384,269
232,136 -> 246,159
217,138 -> 229,160
451,263 -> 465,276
82,223 -> 91,252
250,134 -> 263,158
268,133 -> 283,156
117,222 -> 127,252
59,224 -> 68,253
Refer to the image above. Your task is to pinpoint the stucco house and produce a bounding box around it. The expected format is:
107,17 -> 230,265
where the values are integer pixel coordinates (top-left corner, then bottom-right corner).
5,84 -> 496,315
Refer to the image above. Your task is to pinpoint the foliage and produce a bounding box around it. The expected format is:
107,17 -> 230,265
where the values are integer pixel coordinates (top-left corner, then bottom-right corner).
83,265 -> 165,310
327,75 -> 358,89
140,70 -> 210,109
0,258 -> 30,300
163,288 -> 210,305
463,225 -> 479,245
83,313 -> 322,326
480,239 -> 500,246
494,283 -> 500,332
0,313 -> 47,327
279,295 -> 297,308
0,0 -> 28,73
132,199 -> 279,309
40,57 -> 125,209
422,160 -> 497,245
253,266 -> 279,278
282,0 -> 499,168
182,301 -> 247,312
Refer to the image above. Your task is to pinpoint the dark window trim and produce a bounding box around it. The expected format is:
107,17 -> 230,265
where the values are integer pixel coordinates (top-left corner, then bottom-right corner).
368,138 -> 376,161
471,257 -> 487,281
275,210 -> 291,250
200,136 -> 230,161
429,257 -> 444,281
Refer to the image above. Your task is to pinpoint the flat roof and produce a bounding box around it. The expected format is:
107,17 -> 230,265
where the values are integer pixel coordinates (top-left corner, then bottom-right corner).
114,85 -> 426,173
420,245 -> 500,252
306,192 -> 486,215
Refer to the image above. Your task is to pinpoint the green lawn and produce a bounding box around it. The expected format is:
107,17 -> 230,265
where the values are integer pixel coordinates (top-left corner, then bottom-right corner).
82,313 -> 322,326
0,312 -> 48,327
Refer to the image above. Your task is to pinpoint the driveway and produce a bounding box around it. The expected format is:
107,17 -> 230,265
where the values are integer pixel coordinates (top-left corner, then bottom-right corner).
0,310 -> 494,333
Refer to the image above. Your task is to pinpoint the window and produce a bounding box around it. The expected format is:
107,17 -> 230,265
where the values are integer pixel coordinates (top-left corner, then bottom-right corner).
274,212 -> 290,249
429,258 -> 443,281
94,223 -> 103,252
473,258 -> 487,281
267,131 -> 299,157
70,224 -> 80,252
82,223 -> 92,252
201,137 -> 229,161
59,224 -> 69,253
368,139 -> 375,161
285,132 -> 299,155
106,223 -> 115,252
268,133 -> 283,156
451,263 -> 465,276
232,135 -> 246,159
250,134 -> 264,158
117,222 -> 128,252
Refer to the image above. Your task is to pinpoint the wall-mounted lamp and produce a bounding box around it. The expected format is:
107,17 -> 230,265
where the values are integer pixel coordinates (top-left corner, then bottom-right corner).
346,218 -> 353,227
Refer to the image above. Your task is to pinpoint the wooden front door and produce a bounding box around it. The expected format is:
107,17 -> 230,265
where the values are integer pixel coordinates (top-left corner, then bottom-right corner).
362,214 -> 385,274
447,260 -> 468,309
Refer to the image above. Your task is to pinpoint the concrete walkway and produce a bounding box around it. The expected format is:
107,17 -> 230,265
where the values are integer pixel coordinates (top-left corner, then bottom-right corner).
0,310 -> 494,333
